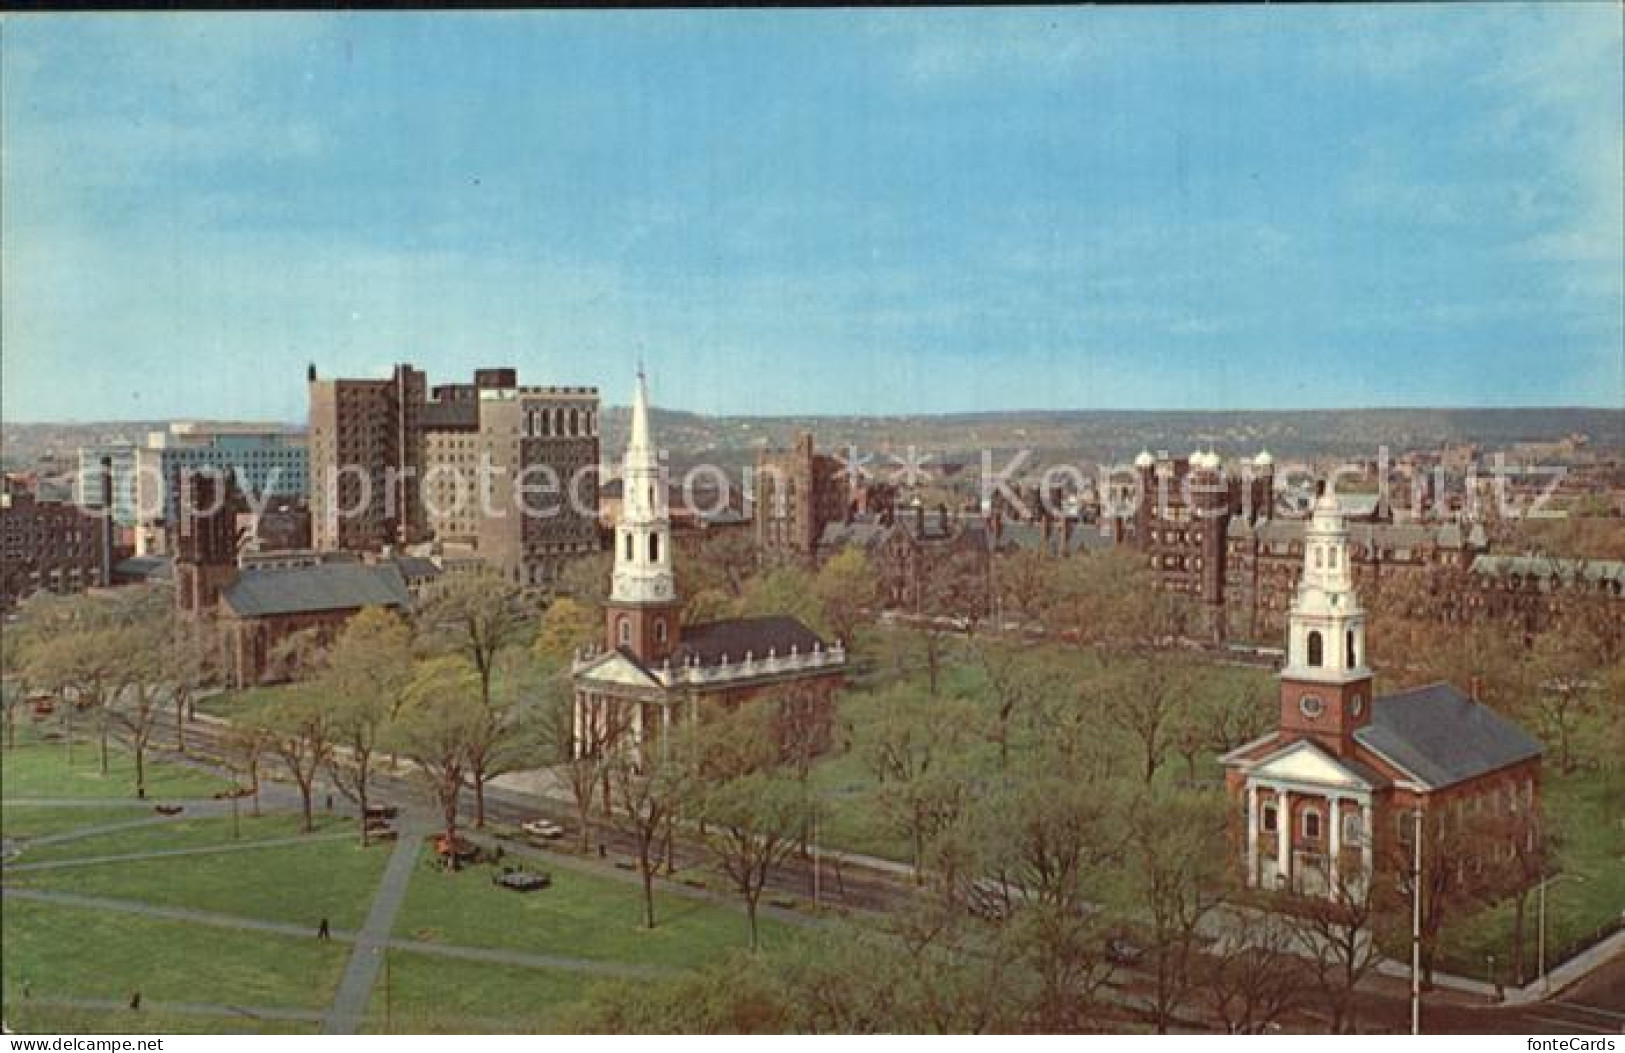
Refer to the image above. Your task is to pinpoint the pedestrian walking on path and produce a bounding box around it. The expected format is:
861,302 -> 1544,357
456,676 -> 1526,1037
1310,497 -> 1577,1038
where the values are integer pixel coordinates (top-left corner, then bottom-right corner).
317,917 -> 331,941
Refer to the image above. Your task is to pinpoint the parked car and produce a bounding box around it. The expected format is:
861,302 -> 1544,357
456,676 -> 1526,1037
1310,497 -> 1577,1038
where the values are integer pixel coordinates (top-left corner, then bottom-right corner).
521,818 -> 565,840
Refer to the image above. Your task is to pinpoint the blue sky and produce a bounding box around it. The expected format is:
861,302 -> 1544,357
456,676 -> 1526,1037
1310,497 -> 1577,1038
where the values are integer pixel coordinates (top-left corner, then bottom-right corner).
3,8 -> 1620,421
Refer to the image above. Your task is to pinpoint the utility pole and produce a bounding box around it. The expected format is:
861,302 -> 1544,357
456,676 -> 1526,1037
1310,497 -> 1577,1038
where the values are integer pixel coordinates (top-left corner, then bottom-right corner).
1538,874 -> 1548,994
1411,807 -> 1423,1036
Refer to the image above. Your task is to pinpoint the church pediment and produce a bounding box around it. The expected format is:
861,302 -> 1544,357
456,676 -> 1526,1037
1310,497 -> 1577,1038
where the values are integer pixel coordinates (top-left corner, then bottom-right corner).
574,650 -> 663,689
1250,739 -> 1375,791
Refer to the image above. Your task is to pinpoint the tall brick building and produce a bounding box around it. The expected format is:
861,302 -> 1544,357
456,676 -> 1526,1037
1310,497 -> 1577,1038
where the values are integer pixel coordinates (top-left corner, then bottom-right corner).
1111,449 -> 1620,644
753,433 -> 852,560
308,363 -> 600,587
0,465 -> 114,610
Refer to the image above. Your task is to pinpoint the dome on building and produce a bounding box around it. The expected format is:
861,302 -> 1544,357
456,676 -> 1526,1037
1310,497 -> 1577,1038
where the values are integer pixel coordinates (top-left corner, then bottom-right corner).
1254,449 -> 1274,469
1134,450 -> 1155,469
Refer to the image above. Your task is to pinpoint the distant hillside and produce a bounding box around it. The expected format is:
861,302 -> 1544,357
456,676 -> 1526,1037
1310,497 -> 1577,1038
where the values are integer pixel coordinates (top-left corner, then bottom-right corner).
602,406 -> 1625,470
6,408 -> 1618,476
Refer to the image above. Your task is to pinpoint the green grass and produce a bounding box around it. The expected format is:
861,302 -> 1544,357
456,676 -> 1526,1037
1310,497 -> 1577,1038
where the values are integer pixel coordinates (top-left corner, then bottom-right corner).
9,830 -> 391,931
195,685 -> 307,720
0,1004 -> 320,1035
2,803 -> 165,840
1434,765 -> 1625,981
1,897 -> 349,1011
394,846 -> 799,966
1,740 -> 231,801
13,811 -> 350,864
360,950 -> 592,1034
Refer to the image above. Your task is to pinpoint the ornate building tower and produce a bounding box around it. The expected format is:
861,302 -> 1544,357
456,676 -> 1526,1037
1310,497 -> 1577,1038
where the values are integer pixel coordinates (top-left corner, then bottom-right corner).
603,370 -> 681,664
1277,490 -> 1373,755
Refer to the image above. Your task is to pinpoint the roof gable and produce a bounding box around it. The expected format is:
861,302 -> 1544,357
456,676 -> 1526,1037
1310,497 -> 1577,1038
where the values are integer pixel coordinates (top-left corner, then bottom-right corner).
1250,739 -> 1378,791
574,649 -> 663,689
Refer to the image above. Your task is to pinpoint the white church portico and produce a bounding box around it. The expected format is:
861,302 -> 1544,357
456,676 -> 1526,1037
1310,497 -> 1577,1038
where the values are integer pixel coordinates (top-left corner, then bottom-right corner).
1242,740 -> 1376,897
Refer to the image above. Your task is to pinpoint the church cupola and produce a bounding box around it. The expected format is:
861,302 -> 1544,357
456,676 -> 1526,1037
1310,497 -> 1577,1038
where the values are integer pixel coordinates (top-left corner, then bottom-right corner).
1278,490 -> 1373,753
604,368 -> 681,663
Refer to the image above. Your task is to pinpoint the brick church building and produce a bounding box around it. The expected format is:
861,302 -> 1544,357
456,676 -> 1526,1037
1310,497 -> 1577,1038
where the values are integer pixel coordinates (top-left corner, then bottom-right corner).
1222,491 -> 1542,898
572,373 -> 846,759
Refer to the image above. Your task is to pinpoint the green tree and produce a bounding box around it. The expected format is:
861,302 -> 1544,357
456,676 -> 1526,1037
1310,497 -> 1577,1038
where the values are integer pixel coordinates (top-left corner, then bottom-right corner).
252,690 -> 334,834
696,771 -> 813,950
532,596 -> 596,671
814,546 -> 881,647
323,607 -> 413,845
392,656 -> 487,869
420,570 -> 530,827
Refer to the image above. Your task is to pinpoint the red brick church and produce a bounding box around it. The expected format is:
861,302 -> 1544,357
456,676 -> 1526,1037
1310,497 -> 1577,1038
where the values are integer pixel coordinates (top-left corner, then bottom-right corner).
571,371 -> 846,758
1222,490 -> 1542,898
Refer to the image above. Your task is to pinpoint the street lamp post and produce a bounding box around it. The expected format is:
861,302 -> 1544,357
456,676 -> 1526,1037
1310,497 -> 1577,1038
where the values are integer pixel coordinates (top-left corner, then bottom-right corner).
1411,808 -> 1423,1036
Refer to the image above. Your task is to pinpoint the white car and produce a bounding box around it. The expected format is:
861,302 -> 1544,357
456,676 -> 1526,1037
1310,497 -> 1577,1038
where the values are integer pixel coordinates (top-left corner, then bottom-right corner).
521,818 -> 564,840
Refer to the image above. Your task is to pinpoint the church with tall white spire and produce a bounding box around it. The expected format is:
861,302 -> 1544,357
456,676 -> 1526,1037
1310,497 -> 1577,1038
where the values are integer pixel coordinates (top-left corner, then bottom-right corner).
1222,489 -> 1542,898
572,369 -> 847,758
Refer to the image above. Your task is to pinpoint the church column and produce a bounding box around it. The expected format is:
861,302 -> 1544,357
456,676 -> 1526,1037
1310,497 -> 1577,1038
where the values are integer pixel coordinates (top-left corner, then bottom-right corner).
1328,795 -> 1342,898
1246,783 -> 1259,888
572,691 -> 584,759
1277,789 -> 1292,890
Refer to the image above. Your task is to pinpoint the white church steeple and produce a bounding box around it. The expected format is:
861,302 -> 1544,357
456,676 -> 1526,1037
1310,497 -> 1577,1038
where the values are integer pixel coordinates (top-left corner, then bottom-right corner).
610,368 -> 675,606
1284,490 -> 1368,682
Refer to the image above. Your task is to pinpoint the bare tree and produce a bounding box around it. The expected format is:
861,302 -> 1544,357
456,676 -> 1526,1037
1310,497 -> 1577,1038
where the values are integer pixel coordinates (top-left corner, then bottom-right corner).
1283,855 -> 1399,1034
1198,915 -> 1312,1034
1127,788 -> 1228,1034
253,691 -> 333,833
608,744 -> 688,929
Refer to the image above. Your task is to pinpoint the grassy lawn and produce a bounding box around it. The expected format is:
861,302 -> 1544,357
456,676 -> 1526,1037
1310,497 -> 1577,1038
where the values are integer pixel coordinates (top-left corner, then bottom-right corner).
1,1004 -> 319,1035
1434,764 -> 1625,981
2,739 -> 231,801
9,830 -> 391,931
394,846 -> 799,966
360,950 -> 592,1034
1,897 -> 349,1011
2,803 -> 166,840
195,685 -> 306,721
13,811 -> 349,864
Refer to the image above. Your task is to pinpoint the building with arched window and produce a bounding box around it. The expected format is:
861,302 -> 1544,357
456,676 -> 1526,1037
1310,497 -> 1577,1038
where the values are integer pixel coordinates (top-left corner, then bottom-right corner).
572,372 -> 846,762
1222,492 -> 1543,899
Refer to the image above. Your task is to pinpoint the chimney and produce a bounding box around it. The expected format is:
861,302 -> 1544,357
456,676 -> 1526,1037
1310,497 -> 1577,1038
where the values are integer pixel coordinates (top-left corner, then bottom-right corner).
307,362 -> 317,383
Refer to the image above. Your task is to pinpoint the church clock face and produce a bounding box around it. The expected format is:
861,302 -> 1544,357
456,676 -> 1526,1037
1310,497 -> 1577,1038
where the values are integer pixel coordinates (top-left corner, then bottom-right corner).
1299,695 -> 1325,720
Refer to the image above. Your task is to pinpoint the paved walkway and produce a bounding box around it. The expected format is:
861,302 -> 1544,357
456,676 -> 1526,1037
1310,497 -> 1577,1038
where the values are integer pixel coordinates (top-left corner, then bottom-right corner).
3,831 -> 354,872
321,832 -> 422,1035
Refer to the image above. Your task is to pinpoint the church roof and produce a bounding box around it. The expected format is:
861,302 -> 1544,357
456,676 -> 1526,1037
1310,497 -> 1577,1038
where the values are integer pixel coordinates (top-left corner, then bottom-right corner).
1357,682 -> 1543,789
673,615 -> 828,664
220,563 -> 411,619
